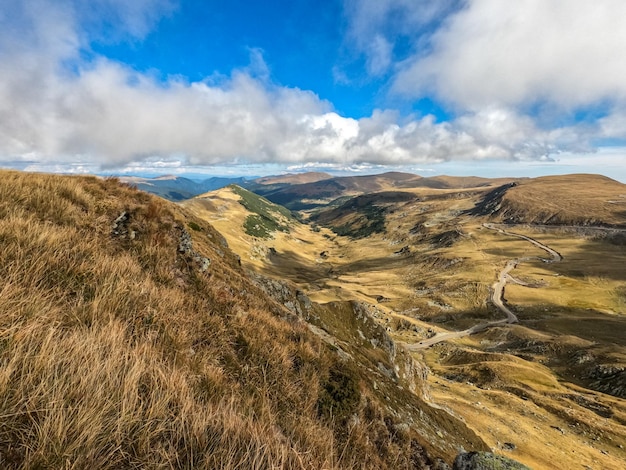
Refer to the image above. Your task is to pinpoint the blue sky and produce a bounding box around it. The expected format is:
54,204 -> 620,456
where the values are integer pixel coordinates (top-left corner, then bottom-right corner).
1,0 -> 626,181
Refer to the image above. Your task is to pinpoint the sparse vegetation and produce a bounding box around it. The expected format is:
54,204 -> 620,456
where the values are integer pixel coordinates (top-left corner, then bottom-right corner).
230,184 -> 294,238
243,213 -> 280,238
0,171 -> 466,469
163,171 -> 626,469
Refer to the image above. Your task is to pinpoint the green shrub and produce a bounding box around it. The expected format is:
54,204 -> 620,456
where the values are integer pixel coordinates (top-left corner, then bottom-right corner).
318,363 -> 360,422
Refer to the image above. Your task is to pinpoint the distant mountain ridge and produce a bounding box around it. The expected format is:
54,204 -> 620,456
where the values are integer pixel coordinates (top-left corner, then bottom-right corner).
246,171 -> 517,210
252,172 -> 333,185
119,172 -> 626,231
118,175 -> 251,201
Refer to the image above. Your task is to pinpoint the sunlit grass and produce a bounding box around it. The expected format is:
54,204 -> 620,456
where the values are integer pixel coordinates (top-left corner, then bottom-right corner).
0,170 -> 432,469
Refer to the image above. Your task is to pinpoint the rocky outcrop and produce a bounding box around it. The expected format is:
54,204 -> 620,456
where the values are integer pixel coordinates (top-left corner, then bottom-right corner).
466,183 -> 517,218
453,452 -> 530,470
255,274 -> 432,400
178,228 -> 211,272
587,364 -> 626,398
111,211 -> 136,239
249,273 -> 315,320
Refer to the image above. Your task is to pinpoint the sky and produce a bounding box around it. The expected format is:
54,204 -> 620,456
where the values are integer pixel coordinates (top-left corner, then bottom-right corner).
1,0 -> 626,181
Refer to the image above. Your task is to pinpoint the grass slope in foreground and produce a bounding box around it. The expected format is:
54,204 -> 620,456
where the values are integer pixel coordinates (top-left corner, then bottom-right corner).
0,171 -> 487,469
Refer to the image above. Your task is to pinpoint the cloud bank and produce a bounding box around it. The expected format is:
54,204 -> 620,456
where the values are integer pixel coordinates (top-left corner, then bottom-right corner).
0,0 -> 624,173
393,0 -> 626,110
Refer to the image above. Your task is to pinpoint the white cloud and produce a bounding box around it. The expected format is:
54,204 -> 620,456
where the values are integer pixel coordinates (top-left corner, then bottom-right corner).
342,0 -> 457,76
366,35 -> 393,76
0,0 -> 616,174
393,0 -> 626,110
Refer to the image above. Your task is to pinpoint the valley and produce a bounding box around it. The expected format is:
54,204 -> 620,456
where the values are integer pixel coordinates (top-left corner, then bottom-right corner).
184,172 -> 626,469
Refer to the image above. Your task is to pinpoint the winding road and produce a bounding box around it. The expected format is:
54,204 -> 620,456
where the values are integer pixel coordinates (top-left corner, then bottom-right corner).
407,224 -> 562,351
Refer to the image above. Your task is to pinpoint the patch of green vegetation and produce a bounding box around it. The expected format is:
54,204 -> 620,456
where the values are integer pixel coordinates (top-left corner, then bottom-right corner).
230,185 -> 294,238
230,184 -> 294,220
187,221 -> 202,231
327,195 -> 353,207
317,362 -> 360,422
243,214 -> 275,239
331,205 -> 386,239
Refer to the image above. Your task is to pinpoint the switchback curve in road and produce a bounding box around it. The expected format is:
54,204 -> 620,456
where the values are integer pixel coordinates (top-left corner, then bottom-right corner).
406,224 -> 562,351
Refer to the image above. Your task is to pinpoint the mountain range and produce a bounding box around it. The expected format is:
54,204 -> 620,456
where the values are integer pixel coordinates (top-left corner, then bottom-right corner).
1,169 -> 624,469
183,171 -> 626,469
117,175 -> 252,201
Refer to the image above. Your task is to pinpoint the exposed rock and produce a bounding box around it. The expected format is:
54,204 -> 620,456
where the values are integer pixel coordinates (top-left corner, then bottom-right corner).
453,451 -> 530,470
111,211 -> 134,239
250,273 -> 314,320
178,227 -> 211,272
178,229 -> 193,253
587,364 -> 626,398
394,245 -> 411,256
353,302 -> 396,357
251,278 -> 432,399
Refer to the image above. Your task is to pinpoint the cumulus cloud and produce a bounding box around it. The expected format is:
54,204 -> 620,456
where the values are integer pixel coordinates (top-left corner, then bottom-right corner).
339,0 -> 626,168
342,0 -> 458,77
392,0 -> 626,111
0,0 -> 610,173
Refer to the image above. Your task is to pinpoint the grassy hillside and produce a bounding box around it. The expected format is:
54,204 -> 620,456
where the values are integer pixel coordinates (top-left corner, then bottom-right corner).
312,191 -> 417,239
229,184 -> 296,238
468,174 -> 626,226
0,170 -> 488,469
188,174 -> 626,469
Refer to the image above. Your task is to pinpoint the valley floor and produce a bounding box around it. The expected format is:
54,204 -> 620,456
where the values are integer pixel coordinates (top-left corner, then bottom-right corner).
186,182 -> 626,469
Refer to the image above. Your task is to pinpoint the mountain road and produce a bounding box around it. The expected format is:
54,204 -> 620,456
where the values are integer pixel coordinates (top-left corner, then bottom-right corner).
407,224 -> 562,351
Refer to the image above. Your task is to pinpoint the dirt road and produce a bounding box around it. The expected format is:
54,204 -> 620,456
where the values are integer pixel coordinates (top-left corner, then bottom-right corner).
407,224 -> 562,351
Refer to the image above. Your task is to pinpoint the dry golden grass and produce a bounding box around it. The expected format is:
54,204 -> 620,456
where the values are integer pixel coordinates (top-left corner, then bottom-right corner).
492,174 -> 626,226
0,170 -> 449,469
183,177 -> 626,469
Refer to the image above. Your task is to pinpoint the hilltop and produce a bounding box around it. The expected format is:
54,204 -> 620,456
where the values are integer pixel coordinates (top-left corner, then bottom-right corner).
0,171 -> 487,469
468,174 -> 626,226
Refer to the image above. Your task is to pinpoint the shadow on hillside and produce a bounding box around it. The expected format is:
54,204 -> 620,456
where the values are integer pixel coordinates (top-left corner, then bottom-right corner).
256,248 -> 415,285
336,254 -> 413,275
480,230 -> 626,282
259,249 -> 334,285
524,308 -> 626,346
539,236 -> 626,282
